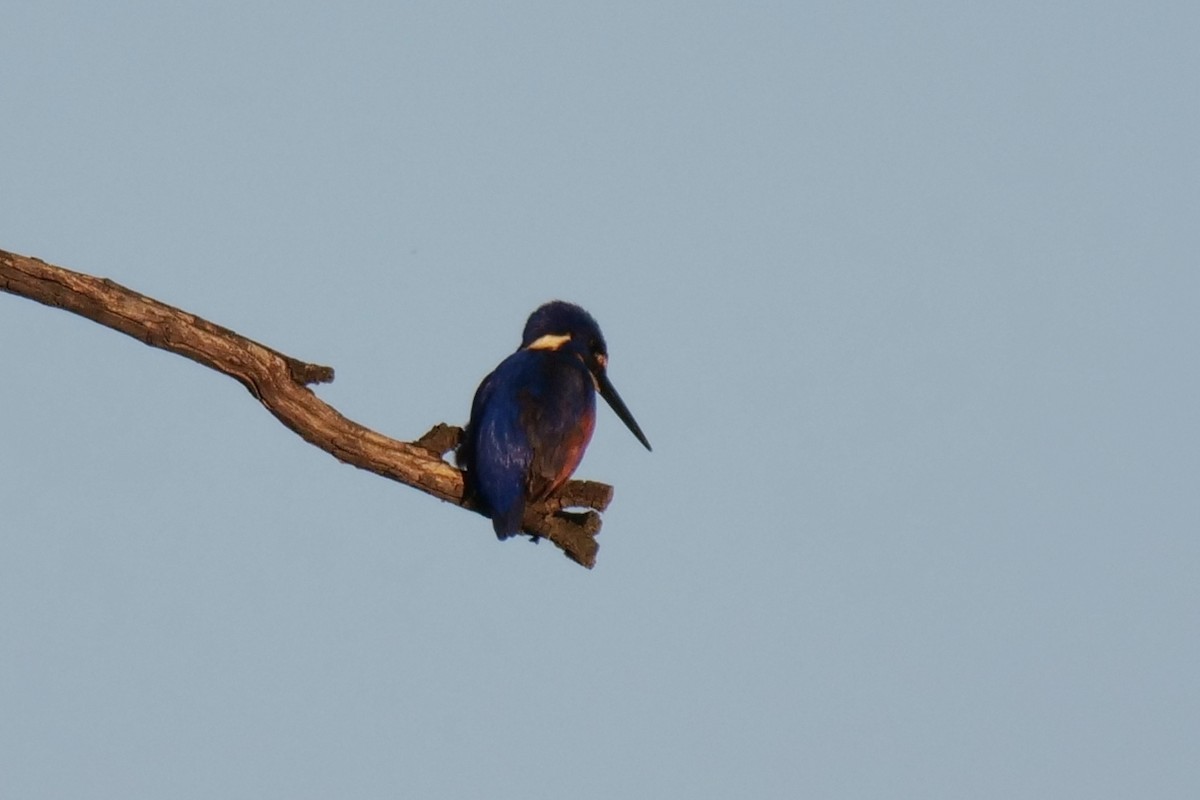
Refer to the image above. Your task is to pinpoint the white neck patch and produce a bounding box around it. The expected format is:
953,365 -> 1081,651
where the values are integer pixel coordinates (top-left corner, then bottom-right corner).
526,333 -> 572,351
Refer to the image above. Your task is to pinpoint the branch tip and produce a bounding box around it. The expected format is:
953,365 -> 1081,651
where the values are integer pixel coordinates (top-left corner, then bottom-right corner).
289,361 -> 335,385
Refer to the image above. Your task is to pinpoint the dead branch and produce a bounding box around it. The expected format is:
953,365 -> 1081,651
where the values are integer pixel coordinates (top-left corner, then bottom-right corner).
0,247 -> 613,568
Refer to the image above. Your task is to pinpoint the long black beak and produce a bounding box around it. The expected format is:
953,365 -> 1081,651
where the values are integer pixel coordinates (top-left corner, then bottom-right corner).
596,370 -> 652,452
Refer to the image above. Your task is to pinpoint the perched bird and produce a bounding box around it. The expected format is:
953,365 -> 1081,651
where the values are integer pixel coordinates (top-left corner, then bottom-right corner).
458,301 -> 651,539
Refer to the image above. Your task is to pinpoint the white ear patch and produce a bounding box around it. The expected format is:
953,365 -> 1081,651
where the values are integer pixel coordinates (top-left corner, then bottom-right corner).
526,333 -> 572,351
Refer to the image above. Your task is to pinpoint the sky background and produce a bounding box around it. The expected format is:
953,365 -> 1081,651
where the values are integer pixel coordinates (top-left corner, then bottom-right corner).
2,2 -> 1197,798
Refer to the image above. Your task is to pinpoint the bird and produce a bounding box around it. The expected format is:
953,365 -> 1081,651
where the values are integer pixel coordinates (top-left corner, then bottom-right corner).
458,301 -> 651,539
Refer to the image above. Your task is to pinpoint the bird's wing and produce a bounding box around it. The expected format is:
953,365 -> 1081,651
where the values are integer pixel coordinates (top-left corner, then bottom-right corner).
463,356 -> 536,537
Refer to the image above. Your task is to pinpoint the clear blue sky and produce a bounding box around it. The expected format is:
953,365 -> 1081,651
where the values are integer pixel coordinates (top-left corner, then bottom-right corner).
2,3 -> 1197,798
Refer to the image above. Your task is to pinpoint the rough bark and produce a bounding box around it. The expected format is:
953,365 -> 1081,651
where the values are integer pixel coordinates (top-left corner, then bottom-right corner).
1,247 -> 612,568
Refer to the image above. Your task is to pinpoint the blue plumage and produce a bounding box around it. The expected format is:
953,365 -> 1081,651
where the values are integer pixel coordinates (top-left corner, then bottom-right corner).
458,301 -> 651,539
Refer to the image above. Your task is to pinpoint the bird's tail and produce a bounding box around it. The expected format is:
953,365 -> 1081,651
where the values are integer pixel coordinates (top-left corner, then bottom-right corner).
491,500 -> 526,540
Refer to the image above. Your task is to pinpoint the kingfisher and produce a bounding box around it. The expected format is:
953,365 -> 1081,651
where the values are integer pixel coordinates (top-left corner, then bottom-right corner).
458,301 -> 652,539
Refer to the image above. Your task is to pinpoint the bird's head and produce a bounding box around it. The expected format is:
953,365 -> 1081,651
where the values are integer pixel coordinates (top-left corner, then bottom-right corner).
521,301 -> 652,452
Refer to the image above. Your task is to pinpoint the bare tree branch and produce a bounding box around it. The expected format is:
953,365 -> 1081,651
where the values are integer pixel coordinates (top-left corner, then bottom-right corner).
1,247 -> 613,568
